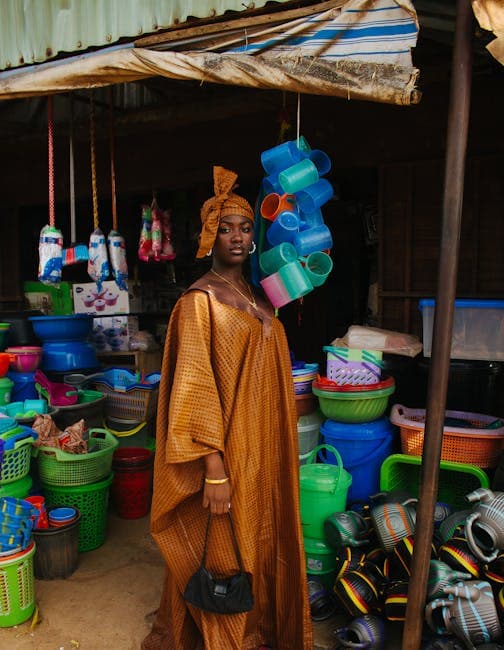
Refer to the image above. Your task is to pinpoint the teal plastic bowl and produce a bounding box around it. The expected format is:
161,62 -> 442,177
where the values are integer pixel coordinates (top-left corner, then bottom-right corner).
312,383 -> 395,423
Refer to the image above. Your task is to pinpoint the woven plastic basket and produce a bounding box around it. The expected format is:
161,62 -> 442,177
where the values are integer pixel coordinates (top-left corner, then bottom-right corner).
35,428 -> 119,486
380,453 -> 491,511
0,430 -> 36,485
390,404 -> 504,468
42,474 -> 113,552
93,382 -> 159,421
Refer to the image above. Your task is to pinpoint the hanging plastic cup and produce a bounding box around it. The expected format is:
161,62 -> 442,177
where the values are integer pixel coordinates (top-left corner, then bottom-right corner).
295,135 -> 312,155
260,193 -> 298,222
259,243 -> 298,276
260,272 -> 292,308
294,224 -> 333,257
308,150 -> 332,176
266,211 -> 300,247
279,159 -> 319,194
303,251 -> 333,287
296,178 -> 334,213
261,141 -> 303,175
299,208 -> 324,228
263,174 -> 284,196
278,261 -> 313,300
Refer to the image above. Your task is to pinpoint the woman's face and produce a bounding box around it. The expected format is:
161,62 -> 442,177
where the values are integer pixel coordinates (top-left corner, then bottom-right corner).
213,214 -> 254,267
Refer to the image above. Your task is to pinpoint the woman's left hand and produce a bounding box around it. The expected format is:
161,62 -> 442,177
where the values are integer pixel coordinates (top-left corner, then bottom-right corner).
203,481 -> 231,515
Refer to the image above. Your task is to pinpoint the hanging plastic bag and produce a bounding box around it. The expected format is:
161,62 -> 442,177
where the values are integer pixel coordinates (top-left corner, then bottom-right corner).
160,208 -> 176,261
151,207 -> 163,260
87,227 -> 110,292
38,224 -> 63,286
138,204 -> 153,262
108,229 -> 128,291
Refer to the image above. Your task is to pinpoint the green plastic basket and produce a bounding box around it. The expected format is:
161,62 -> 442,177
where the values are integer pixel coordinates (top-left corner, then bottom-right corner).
35,428 -> 119,486
0,541 -> 36,628
0,433 -> 34,485
380,453 -> 490,510
0,475 -> 32,499
42,473 -> 113,552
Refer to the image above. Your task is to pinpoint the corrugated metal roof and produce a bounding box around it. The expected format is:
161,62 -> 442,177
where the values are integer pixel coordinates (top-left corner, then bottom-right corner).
0,0 -> 293,71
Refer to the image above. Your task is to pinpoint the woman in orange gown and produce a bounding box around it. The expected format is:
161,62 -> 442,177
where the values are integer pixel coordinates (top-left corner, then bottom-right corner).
142,166 -> 312,649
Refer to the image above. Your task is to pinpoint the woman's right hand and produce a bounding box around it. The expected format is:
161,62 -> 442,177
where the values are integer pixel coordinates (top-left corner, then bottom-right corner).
203,481 -> 231,515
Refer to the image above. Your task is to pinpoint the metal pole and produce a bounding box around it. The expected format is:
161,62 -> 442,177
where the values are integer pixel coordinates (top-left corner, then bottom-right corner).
402,1 -> 473,648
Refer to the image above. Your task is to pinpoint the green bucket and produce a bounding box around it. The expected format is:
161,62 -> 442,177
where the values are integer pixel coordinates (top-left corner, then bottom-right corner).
0,377 -> 13,406
0,542 -> 36,627
300,444 -> 352,540
0,475 -> 32,499
304,536 -> 337,573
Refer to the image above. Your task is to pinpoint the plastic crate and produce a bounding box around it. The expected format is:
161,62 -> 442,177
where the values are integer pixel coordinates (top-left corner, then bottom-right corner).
380,453 -> 490,510
42,474 -> 113,552
0,430 -> 35,485
390,404 -> 504,468
419,299 -> 504,361
35,428 -> 118,486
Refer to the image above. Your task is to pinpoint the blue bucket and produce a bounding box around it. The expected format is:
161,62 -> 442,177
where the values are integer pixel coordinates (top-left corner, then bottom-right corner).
6,371 -> 38,401
320,417 -> 396,503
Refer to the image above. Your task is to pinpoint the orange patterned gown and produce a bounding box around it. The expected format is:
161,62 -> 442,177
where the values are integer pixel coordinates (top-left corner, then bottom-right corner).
142,279 -> 312,650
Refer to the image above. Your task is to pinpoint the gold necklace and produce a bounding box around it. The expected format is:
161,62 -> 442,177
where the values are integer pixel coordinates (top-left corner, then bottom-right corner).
211,269 -> 258,309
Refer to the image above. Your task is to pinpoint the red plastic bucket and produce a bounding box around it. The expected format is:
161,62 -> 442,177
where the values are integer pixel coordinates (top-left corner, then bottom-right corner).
111,448 -> 153,519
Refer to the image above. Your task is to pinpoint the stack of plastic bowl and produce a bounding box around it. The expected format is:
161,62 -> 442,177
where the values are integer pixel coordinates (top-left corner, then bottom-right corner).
312,347 -> 397,504
292,361 -> 319,418
5,347 -> 43,373
258,137 -> 335,308
28,315 -> 98,374
32,505 -> 82,580
111,448 -> 154,519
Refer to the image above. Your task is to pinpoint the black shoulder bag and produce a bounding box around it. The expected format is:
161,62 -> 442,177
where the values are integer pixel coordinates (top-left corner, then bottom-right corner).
183,512 -> 254,615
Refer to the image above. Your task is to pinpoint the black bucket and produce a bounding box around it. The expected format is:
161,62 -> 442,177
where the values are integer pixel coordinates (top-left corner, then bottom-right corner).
32,508 -> 81,579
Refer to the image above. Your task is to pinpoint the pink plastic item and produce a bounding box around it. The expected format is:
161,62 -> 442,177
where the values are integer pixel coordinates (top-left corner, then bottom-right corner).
6,346 -> 43,372
260,272 -> 292,308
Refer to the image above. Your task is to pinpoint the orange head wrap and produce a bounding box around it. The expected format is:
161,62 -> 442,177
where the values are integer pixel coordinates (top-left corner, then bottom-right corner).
196,166 -> 254,258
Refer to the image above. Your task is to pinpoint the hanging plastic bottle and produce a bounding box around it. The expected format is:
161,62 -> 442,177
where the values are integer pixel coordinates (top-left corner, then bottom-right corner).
106,89 -> 128,291
39,96 -> 63,286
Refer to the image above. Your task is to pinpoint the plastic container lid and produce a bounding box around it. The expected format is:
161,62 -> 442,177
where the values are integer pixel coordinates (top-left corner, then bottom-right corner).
48,506 -> 77,521
321,416 -> 394,440
419,299 -> 504,310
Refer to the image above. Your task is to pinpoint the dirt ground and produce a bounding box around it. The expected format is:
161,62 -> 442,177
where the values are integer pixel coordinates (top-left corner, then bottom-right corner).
4,514 -> 164,650
3,513 -> 403,649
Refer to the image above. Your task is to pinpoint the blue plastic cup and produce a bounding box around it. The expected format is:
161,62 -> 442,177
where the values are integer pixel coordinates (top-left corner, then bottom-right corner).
303,251 -> 334,287
278,159 -> 319,194
308,150 -> 332,176
299,208 -> 324,228
262,174 -> 284,195
293,224 -> 333,257
259,243 -> 298,275
261,141 -> 303,175
260,272 -> 292,308
266,211 -> 300,247
278,261 -> 313,300
296,178 -> 334,212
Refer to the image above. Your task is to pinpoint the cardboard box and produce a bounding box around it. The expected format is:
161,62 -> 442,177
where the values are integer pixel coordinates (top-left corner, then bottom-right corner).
92,316 -> 139,352
73,280 -> 130,315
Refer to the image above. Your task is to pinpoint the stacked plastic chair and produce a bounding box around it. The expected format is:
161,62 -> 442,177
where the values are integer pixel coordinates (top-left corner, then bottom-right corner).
257,137 -> 334,308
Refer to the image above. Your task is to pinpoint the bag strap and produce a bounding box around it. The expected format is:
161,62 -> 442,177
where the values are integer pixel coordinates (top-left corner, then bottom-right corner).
201,512 -> 245,572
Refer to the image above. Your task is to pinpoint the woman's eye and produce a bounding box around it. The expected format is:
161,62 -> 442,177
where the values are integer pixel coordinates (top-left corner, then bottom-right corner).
242,227 -> 251,233
219,227 -> 230,234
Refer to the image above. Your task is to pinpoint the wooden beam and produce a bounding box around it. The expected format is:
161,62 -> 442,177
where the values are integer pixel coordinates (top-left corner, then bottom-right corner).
134,0 -> 344,48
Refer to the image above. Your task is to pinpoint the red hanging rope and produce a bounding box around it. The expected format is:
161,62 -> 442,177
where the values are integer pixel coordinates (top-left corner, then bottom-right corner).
47,96 -> 55,227
109,87 -> 118,231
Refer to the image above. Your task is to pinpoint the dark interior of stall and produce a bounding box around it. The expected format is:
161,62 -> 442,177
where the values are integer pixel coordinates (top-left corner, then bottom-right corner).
0,34 -> 503,418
